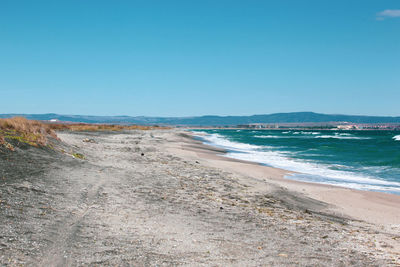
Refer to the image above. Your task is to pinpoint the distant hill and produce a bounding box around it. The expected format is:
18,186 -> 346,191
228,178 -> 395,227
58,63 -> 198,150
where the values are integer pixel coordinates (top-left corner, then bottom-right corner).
1,112 -> 400,126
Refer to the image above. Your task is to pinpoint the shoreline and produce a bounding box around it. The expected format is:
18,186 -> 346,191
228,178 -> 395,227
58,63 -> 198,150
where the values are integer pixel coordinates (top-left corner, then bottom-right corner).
189,129 -> 400,197
167,131 -> 400,228
1,129 -> 399,265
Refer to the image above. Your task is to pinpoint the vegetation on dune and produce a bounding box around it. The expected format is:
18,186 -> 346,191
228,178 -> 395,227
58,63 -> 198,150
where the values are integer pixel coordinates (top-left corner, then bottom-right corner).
0,117 -> 167,151
0,117 -> 58,150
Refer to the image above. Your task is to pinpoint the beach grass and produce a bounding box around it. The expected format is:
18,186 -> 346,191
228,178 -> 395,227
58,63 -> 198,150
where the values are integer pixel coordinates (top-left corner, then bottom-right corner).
0,117 -> 58,150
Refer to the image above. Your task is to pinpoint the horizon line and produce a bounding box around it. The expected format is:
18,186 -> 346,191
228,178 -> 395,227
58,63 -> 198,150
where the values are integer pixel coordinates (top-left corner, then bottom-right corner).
1,111 -> 400,118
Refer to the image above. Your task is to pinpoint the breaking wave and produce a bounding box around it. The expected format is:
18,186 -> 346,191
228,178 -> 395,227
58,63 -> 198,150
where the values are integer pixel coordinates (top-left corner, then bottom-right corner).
193,131 -> 400,194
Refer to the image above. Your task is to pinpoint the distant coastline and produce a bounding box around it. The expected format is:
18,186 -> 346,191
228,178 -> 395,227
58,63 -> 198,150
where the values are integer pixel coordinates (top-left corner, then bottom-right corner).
1,112 -> 400,127
184,126 -> 400,131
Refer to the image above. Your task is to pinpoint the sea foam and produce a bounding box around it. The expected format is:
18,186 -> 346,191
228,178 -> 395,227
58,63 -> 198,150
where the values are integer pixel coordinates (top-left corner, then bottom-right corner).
315,134 -> 370,140
394,135 -> 400,141
198,133 -> 261,151
255,135 -> 288,139
194,131 -> 400,194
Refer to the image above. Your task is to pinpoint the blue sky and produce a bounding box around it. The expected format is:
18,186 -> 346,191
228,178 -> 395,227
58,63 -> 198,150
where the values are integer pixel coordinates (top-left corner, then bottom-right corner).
1,0 -> 399,116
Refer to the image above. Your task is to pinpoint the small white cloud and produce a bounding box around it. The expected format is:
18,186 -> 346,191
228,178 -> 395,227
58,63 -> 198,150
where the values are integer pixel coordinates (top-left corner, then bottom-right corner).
377,9 -> 400,20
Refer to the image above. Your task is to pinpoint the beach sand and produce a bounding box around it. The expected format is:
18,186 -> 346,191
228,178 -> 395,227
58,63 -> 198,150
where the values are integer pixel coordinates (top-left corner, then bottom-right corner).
0,129 -> 399,266
170,132 -> 400,227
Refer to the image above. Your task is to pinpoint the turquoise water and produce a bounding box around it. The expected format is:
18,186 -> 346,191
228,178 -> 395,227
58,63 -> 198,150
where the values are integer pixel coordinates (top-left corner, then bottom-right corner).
192,129 -> 400,195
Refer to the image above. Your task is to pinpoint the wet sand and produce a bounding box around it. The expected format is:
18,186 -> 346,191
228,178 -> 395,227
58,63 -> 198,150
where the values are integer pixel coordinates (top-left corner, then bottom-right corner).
172,132 -> 400,227
0,130 -> 399,266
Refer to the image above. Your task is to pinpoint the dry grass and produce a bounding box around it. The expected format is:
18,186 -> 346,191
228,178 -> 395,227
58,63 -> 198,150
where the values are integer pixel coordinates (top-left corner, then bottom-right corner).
0,117 -> 168,151
49,123 -> 167,132
0,117 -> 58,148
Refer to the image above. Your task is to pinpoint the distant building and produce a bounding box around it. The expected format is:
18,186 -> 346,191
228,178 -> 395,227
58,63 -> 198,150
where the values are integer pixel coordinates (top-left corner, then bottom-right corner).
337,125 -> 355,130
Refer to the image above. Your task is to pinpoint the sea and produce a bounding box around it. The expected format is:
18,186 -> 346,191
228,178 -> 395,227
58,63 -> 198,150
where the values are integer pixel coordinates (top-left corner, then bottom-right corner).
192,129 -> 400,195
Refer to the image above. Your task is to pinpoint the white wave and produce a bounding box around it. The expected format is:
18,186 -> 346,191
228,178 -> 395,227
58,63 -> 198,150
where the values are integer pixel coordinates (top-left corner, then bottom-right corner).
255,135 -> 286,139
315,135 -> 370,140
337,133 -> 352,136
286,174 -> 400,193
255,134 -> 318,139
283,131 -> 320,135
300,131 -> 321,135
255,135 -> 314,139
393,135 -> 400,141
194,131 -> 400,193
194,132 -> 261,151
255,133 -> 366,140
226,150 -> 400,188
191,131 -> 208,136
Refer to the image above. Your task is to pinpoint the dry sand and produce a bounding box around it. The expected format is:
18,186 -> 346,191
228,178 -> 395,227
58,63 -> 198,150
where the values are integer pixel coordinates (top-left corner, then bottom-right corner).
0,129 -> 399,266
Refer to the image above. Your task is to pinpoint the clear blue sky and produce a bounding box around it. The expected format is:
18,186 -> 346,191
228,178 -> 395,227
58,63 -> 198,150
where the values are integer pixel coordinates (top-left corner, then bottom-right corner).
1,0 -> 399,116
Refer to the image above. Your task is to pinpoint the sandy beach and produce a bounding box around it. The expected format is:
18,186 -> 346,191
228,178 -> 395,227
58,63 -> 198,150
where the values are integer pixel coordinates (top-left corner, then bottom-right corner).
1,129 -> 399,266
175,132 -> 400,227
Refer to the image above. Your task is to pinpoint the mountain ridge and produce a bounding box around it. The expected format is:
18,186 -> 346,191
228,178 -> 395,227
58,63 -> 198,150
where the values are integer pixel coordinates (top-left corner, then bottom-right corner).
1,112 -> 400,126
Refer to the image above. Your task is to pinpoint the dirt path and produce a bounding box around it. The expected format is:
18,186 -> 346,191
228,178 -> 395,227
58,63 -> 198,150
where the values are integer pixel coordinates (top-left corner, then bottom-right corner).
0,130 -> 398,266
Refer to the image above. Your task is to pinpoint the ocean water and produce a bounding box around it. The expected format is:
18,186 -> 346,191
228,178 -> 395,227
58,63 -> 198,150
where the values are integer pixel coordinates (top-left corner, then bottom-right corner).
192,129 -> 400,195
